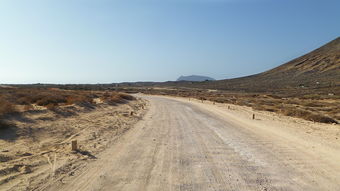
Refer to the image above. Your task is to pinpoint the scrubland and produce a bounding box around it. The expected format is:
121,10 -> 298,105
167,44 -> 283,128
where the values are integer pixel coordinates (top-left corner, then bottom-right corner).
124,87 -> 339,124
0,87 -> 134,128
0,86 -> 146,190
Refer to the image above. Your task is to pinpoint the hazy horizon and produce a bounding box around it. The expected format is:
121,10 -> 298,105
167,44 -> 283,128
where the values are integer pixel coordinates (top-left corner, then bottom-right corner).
1,0 -> 339,84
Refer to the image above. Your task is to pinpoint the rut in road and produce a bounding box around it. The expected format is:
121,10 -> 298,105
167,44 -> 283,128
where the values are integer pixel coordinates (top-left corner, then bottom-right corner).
48,95 -> 340,191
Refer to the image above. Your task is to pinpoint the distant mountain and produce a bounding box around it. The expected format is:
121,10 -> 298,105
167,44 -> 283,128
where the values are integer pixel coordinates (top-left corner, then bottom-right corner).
177,75 -> 215,82
170,37 -> 339,92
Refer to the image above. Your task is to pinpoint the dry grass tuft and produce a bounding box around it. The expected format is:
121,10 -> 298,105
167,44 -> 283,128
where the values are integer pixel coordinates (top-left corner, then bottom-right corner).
101,92 -> 135,105
279,107 -> 337,124
0,97 -> 16,116
118,93 -> 135,101
65,95 -> 94,105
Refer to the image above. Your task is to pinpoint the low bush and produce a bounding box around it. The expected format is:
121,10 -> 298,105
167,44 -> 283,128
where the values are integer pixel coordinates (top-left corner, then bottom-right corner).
101,92 -> 135,105
16,96 -> 31,105
0,88 -> 92,112
0,98 -> 16,116
253,104 -> 279,113
66,95 -> 93,105
45,103 -> 58,110
118,93 -> 135,101
303,102 -> 326,107
35,94 -> 67,106
281,107 -> 338,124
198,97 -> 207,101
306,114 -> 338,124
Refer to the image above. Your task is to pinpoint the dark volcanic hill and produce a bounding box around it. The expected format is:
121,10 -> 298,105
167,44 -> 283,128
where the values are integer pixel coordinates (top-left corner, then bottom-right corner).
177,75 -> 215,82
181,37 -> 340,92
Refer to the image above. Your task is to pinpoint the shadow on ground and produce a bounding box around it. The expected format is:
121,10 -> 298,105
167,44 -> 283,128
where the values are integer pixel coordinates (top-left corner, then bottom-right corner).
0,120 -> 18,141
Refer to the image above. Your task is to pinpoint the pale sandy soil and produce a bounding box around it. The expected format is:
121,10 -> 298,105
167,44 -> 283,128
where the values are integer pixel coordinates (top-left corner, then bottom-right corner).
0,98 -> 147,191
40,95 -> 340,191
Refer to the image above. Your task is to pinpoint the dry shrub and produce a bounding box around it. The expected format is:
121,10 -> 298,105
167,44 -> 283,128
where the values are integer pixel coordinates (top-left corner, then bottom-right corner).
210,97 -> 229,103
111,94 -> 124,103
281,107 -> 308,117
303,102 -> 326,107
267,94 -> 282,99
253,104 -> 279,112
46,103 -> 57,110
265,108 -> 277,112
0,97 -> 15,129
66,95 -> 93,105
307,114 -> 338,124
281,107 -> 337,124
285,99 -> 300,105
118,93 -> 135,101
104,94 -> 126,104
0,98 -> 16,116
16,96 -> 31,105
235,100 -> 251,107
101,92 -> 135,105
36,95 -> 67,106
198,97 -> 207,101
302,94 -> 322,100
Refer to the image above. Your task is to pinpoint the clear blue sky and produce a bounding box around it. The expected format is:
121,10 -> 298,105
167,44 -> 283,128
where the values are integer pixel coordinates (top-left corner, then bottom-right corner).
0,0 -> 339,84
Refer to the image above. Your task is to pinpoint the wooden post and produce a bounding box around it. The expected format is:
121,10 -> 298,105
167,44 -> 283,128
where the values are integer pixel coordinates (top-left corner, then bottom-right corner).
252,114 -> 255,120
71,140 -> 78,151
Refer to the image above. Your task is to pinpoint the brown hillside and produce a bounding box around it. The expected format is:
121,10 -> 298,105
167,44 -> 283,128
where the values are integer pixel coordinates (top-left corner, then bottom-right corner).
259,37 -> 340,83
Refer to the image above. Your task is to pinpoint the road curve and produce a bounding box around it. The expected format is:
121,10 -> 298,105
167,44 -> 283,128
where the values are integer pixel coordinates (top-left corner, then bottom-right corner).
49,95 -> 340,191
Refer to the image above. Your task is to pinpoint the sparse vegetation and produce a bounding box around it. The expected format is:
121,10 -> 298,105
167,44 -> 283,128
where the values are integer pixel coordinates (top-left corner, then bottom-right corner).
0,87 -> 136,121
0,85 -> 145,190
0,98 -> 16,116
1,83 -> 338,124
0,97 -> 17,129
101,92 -> 135,105
127,87 -> 339,124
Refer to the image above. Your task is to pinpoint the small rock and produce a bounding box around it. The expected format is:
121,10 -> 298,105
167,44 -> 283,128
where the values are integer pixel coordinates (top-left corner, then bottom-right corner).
22,152 -> 33,156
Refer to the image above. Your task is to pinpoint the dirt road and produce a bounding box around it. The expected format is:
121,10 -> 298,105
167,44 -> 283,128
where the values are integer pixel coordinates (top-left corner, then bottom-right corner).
46,95 -> 340,191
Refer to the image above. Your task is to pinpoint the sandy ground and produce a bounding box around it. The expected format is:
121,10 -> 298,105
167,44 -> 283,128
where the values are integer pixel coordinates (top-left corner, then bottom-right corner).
0,99 -> 147,191
37,95 -> 340,191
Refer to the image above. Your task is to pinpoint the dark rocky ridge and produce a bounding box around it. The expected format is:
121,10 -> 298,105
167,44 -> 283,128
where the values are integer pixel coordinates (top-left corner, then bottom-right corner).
177,75 -> 215,82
